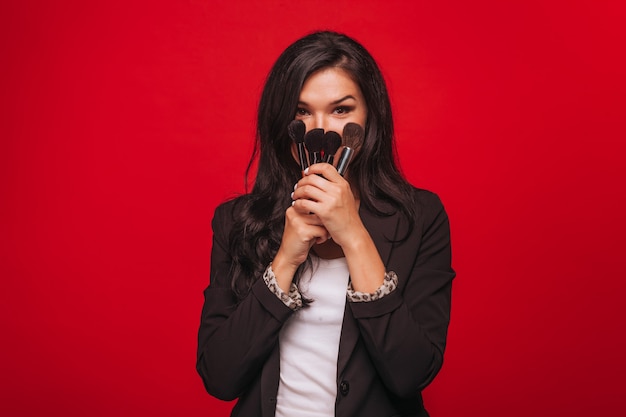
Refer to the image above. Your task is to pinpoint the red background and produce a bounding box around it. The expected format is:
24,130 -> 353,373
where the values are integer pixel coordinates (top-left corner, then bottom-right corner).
2,1 -> 625,416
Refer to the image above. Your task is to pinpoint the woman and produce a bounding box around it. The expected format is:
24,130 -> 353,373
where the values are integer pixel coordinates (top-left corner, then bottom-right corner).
197,31 -> 455,417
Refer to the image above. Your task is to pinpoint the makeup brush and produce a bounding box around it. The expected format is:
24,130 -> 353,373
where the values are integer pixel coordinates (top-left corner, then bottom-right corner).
304,128 -> 325,165
337,123 -> 364,176
287,120 -> 307,172
322,131 -> 342,165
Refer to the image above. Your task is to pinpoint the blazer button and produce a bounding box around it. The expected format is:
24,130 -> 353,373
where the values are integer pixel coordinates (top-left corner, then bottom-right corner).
339,381 -> 350,396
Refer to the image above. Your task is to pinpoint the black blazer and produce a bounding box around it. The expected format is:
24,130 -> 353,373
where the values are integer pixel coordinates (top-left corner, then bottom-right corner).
197,188 -> 455,417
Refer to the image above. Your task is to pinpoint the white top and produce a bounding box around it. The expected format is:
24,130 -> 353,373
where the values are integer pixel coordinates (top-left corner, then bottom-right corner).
275,257 -> 350,417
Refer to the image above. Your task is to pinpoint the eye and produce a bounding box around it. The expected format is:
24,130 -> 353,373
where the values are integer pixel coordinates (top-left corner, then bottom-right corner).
333,106 -> 353,115
296,108 -> 310,116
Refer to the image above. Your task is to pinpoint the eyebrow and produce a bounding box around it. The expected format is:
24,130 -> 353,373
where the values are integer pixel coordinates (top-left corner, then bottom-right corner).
298,95 -> 357,106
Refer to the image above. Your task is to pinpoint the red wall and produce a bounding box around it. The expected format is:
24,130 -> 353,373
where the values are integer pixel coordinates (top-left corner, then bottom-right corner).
2,1 -> 625,416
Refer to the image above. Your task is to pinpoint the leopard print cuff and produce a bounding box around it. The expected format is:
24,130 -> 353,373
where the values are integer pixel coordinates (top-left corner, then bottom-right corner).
347,271 -> 398,302
263,264 -> 303,311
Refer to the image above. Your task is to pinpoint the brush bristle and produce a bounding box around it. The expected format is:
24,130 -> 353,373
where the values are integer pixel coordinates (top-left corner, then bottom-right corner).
323,131 -> 342,156
341,123 -> 364,149
287,120 -> 306,144
304,128 -> 325,152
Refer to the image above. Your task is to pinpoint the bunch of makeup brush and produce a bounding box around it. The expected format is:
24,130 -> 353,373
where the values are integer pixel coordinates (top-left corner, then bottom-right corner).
288,120 -> 364,177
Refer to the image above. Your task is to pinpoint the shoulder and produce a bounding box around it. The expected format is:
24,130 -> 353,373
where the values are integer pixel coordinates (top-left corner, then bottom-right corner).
213,197 -> 239,220
409,186 -> 447,220
411,186 -> 442,206
405,187 -> 451,243
211,196 -> 247,238
405,187 -> 452,250
410,187 -> 444,208
212,194 -> 254,220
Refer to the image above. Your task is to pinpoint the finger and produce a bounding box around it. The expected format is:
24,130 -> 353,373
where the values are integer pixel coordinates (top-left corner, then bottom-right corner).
291,198 -> 324,218
296,170 -> 332,192
285,208 -> 328,238
292,183 -> 329,204
308,224 -> 332,245
304,163 -> 343,182
287,204 -> 326,225
314,232 -> 332,245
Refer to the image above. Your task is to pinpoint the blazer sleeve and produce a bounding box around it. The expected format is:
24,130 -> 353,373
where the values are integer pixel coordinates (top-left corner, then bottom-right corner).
348,190 -> 455,398
196,201 -> 294,401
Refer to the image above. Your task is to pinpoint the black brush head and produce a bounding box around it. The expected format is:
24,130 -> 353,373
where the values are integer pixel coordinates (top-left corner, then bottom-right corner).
287,120 -> 306,144
304,128 -> 325,153
341,123 -> 364,149
323,131 -> 342,157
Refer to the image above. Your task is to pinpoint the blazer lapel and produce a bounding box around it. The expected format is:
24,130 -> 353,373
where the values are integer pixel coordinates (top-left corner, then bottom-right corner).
337,204 -> 399,375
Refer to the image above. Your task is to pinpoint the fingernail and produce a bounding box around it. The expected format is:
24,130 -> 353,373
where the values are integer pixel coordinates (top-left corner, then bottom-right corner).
290,192 -> 294,199
293,183 -> 298,190
303,167 -> 309,175
291,200 -> 295,206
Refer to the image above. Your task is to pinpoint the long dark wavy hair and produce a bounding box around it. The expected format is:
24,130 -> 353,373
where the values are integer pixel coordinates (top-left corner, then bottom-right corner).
227,31 -> 417,300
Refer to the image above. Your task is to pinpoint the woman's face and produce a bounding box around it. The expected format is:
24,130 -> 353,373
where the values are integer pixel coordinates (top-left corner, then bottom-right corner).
295,67 -> 367,137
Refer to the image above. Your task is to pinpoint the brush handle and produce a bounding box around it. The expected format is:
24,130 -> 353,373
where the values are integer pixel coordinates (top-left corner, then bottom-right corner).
336,147 -> 354,176
297,143 -> 308,172
309,151 -> 322,165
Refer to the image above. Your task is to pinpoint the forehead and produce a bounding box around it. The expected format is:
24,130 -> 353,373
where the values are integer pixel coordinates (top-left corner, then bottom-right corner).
299,67 -> 362,100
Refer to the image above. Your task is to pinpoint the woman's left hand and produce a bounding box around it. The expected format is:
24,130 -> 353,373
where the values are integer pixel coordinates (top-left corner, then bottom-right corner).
291,163 -> 365,249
